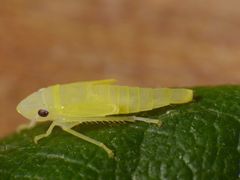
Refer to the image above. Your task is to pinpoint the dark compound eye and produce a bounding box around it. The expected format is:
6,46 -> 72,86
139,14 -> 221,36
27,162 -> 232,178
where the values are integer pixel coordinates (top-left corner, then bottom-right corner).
38,109 -> 49,117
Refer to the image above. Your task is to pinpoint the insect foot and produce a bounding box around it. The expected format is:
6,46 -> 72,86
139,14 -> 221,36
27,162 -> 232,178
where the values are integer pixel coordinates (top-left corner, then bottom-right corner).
34,135 -> 46,144
133,116 -> 162,127
99,143 -> 114,158
155,120 -> 162,127
108,150 -> 114,158
147,119 -> 162,127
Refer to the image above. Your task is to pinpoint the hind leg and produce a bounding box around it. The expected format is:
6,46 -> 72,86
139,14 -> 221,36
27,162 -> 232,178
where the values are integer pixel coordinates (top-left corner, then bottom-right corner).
132,116 -> 162,126
88,116 -> 162,127
101,116 -> 162,126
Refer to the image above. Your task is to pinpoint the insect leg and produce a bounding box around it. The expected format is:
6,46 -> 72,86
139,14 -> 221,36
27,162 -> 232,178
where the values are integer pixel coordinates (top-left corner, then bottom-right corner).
17,120 -> 36,133
61,126 -> 114,158
34,122 -> 56,143
132,116 -> 162,126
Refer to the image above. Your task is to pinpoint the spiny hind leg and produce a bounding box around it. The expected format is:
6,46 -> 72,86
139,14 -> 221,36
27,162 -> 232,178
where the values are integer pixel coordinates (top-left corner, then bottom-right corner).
106,116 -> 161,126
61,126 -> 114,158
95,116 -> 162,127
132,116 -> 162,127
34,122 -> 56,143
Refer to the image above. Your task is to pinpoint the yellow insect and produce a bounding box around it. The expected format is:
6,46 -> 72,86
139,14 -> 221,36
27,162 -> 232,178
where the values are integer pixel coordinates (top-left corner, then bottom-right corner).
17,79 -> 193,158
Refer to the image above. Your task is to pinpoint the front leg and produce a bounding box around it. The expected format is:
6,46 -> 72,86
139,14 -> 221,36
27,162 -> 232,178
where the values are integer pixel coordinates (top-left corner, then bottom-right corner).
34,122 -> 56,143
17,120 -> 36,133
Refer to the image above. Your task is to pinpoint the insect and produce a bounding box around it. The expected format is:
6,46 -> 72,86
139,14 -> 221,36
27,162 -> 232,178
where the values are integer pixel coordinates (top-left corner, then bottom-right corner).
17,79 -> 193,158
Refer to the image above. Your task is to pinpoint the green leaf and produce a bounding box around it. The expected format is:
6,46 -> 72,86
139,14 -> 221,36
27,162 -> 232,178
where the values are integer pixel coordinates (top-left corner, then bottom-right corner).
0,86 -> 239,179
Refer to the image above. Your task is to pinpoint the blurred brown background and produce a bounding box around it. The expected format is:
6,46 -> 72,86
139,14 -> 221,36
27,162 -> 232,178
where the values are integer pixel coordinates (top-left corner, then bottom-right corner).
0,0 -> 239,137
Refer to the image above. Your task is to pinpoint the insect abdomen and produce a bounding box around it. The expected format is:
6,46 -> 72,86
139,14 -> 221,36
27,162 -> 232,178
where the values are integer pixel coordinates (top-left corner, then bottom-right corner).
93,85 -> 193,114
110,86 -> 169,114
96,85 -> 144,114
109,86 -> 193,114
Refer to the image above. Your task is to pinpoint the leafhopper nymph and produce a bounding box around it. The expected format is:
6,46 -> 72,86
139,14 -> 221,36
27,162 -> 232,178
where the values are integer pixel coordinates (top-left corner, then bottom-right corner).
17,79 -> 193,158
